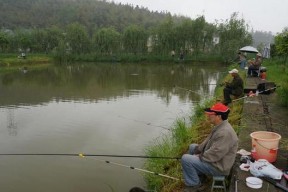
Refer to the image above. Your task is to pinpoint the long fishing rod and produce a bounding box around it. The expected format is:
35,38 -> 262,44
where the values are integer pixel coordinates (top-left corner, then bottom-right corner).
0,153 -> 181,160
81,155 -> 180,181
173,85 -> 213,97
0,153 -> 180,181
232,85 -> 279,103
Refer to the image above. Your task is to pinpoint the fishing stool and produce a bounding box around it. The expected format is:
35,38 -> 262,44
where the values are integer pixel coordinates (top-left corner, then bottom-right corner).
211,176 -> 226,192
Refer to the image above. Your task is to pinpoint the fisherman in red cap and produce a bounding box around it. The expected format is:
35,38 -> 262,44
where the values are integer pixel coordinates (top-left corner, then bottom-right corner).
181,103 -> 238,192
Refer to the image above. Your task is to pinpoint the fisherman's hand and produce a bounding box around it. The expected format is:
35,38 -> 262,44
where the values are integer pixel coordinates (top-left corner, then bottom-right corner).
219,82 -> 226,87
194,146 -> 201,154
219,82 -> 228,87
198,154 -> 203,161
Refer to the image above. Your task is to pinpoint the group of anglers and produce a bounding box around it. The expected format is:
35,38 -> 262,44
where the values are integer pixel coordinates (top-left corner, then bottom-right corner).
131,67 -> 245,192
179,52 -> 264,191
180,66 -> 246,192
133,102 -> 239,192
130,59 -> 252,191
178,52 -> 265,191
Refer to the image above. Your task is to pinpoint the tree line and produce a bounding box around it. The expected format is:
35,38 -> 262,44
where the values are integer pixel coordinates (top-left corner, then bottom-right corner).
1,0 -> 286,63
0,12 -> 254,63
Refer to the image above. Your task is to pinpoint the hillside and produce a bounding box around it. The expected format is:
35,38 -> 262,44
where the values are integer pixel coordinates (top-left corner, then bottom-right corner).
0,0 -> 181,32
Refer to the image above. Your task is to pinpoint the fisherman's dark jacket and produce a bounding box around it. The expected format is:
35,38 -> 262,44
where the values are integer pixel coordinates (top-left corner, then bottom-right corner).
226,74 -> 244,96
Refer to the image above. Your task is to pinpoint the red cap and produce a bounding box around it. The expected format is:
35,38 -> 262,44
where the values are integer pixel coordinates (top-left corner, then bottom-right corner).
204,103 -> 229,115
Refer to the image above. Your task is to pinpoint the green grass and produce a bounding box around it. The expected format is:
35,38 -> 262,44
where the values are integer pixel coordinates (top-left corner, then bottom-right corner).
0,53 -> 52,67
263,57 -> 288,106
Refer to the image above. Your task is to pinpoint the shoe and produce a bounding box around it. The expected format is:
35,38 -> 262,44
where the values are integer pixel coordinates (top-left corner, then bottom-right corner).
183,184 -> 206,192
199,174 -> 208,184
196,184 -> 207,192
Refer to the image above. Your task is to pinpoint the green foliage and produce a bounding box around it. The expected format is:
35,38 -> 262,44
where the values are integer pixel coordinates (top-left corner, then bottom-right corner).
0,2 -> 255,63
218,12 -> 252,62
0,32 -> 9,52
263,58 -> 288,106
92,27 -> 121,54
53,39 -> 70,65
123,25 -> 148,54
144,118 -> 193,191
151,15 -> 177,54
274,28 -> 288,60
66,23 -> 91,54
0,0 -> 171,32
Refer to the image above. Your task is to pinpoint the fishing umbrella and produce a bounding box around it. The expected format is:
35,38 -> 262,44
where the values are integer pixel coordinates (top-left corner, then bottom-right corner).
239,46 -> 259,53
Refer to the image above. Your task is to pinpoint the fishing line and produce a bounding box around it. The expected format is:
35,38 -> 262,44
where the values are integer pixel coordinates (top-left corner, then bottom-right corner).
117,115 -> 171,131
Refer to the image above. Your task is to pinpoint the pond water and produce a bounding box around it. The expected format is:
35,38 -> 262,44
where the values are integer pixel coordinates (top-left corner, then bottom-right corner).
0,62 -> 224,192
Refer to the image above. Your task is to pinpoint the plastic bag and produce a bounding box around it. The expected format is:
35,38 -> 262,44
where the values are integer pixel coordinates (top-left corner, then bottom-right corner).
250,159 -> 283,180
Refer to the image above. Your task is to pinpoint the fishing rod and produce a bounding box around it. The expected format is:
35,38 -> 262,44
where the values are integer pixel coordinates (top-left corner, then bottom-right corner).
84,155 -> 180,181
173,85 -> 213,97
0,153 -> 181,160
0,153 -> 180,181
232,85 -> 279,103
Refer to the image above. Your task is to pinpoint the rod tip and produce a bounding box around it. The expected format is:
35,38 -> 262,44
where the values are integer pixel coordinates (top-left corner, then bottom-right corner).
79,153 -> 85,157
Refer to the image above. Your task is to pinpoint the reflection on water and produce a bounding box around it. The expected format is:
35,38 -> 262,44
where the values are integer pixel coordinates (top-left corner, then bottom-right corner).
7,108 -> 17,136
0,62 -> 224,191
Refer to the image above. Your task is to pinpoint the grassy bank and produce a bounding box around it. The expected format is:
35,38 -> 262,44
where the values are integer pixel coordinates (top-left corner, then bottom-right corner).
0,53 -> 52,73
54,53 -> 224,64
144,58 -> 288,191
0,53 -> 52,66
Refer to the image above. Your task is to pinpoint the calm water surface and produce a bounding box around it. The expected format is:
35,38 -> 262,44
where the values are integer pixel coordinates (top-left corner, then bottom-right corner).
0,63 -> 223,192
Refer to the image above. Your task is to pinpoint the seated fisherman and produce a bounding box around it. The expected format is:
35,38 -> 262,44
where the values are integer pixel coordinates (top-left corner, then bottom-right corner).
181,103 -> 238,192
247,53 -> 262,76
222,69 -> 244,105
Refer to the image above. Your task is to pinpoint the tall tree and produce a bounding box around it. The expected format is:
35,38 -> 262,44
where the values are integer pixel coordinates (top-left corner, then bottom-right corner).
123,25 -> 148,54
274,27 -> 288,60
92,27 -> 121,54
0,32 -> 9,52
217,12 -> 252,62
152,15 -> 176,55
66,23 -> 90,54
46,26 -> 64,53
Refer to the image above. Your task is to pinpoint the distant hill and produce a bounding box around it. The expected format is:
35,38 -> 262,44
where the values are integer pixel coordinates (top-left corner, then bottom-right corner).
0,0 -> 182,32
252,30 -> 274,48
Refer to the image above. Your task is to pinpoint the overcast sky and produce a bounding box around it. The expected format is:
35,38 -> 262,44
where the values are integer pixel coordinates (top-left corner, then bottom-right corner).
111,0 -> 288,34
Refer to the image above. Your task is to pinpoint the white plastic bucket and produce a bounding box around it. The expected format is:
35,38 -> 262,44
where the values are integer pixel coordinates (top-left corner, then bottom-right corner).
250,131 -> 281,162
